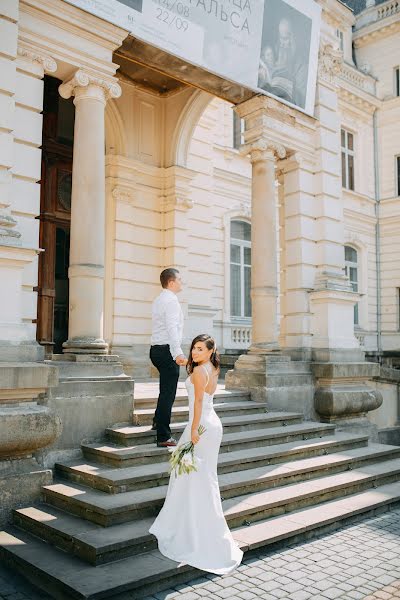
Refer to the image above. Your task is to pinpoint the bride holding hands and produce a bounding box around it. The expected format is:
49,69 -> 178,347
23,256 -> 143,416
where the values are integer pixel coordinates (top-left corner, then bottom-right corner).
149,334 -> 243,574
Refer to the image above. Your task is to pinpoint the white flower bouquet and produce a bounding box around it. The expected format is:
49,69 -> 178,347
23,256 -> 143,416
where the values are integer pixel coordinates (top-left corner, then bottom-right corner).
168,424 -> 206,477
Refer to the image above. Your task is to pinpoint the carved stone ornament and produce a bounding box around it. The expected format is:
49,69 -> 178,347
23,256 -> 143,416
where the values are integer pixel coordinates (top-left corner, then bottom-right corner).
242,139 -> 286,163
318,43 -> 343,85
59,70 -> 122,101
17,47 -> 57,74
112,186 -> 134,204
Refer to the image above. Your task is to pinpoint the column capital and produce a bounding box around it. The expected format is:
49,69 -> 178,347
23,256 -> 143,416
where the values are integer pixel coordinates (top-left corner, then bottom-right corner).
17,45 -> 57,78
242,138 -> 286,163
59,69 -> 122,103
318,43 -> 343,87
277,151 -> 316,176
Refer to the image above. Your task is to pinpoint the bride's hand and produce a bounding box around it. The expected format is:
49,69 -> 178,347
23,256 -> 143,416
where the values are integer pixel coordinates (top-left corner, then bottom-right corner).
191,428 -> 200,445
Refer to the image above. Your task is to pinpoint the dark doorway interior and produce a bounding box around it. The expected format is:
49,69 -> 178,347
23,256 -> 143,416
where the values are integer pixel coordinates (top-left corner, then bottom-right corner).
36,76 -> 74,355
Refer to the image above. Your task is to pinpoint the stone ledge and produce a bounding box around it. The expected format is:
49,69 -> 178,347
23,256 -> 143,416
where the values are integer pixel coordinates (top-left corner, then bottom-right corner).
312,362 -> 380,380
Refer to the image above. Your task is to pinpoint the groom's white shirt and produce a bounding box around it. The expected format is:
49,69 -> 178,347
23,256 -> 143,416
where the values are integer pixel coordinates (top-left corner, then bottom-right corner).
151,289 -> 184,360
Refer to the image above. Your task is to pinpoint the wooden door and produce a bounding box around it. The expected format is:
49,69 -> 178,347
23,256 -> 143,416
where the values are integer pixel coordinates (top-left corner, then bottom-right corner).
36,76 -> 74,355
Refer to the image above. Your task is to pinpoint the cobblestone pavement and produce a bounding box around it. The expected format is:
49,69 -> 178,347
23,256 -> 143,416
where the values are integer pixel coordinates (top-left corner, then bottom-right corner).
1,508 -> 400,600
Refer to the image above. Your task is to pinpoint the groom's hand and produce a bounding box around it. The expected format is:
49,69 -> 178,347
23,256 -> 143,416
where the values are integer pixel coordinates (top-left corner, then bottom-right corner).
175,355 -> 187,366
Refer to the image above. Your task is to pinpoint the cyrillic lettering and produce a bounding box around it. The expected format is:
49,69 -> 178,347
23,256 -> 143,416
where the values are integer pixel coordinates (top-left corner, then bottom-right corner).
230,10 -> 240,27
241,17 -> 249,32
207,0 -> 218,15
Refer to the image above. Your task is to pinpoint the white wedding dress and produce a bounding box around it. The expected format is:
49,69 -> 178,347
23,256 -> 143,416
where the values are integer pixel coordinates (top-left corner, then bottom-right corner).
149,365 -> 243,575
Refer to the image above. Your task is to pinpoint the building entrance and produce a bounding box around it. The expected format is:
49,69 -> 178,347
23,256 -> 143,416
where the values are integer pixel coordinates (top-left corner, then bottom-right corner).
36,76 -> 75,355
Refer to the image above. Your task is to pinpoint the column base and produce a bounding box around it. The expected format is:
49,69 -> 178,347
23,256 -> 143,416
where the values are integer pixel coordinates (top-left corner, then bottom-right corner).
312,361 -> 383,440
63,337 -> 108,355
225,350 -> 316,418
44,356 -> 134,458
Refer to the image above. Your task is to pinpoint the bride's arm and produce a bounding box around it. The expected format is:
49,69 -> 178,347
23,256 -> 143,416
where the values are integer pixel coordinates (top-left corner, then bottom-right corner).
191,366 -> 206,444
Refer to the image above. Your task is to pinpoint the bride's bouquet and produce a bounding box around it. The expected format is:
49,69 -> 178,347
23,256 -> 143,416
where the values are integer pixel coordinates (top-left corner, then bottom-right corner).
168,425 -> 206,478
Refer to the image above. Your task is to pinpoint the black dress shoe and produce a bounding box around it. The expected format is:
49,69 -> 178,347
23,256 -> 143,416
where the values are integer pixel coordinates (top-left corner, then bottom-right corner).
151,422 -> 157,430
157,437 -> 177,447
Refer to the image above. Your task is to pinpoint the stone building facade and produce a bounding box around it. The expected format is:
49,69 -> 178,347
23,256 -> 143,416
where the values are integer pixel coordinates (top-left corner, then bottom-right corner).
0,0 -> 400,522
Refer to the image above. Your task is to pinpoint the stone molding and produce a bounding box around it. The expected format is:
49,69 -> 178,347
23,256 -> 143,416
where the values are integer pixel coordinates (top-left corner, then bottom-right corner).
242,139 -> 286,163
318,43 -> 343,86
17,46 -> 57,75
59,69 -> 122,102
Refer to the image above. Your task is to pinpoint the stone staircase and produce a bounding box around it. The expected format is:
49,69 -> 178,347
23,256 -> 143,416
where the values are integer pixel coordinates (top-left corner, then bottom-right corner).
2,386 -> 400,599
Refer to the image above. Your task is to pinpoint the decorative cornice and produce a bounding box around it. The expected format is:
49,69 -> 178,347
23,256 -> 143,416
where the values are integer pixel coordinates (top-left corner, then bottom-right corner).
318,43 -> 343,86
59,69 -> 122,101
17,47 -> 57,74
242,139 -> 286,163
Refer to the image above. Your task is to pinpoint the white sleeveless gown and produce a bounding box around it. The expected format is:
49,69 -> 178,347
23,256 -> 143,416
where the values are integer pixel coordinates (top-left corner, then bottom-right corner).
149,371 -> 243,575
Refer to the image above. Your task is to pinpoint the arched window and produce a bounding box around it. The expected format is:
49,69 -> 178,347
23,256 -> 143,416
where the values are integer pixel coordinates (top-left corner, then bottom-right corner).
230,220 -> 251,318
345,245 -> 359,326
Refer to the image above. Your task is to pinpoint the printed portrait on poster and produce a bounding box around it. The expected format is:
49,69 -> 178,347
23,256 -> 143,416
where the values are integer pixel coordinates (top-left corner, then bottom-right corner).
257,0 -> 312,110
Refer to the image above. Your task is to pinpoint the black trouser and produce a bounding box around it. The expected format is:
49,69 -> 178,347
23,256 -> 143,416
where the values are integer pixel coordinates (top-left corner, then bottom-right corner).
150,344 -> 180,442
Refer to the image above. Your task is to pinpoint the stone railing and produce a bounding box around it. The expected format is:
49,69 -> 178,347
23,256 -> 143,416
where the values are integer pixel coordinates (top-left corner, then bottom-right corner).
377,0 -> 400,19
222,321 -> 252,350
355,0 -> 400,29
340,62 -> 377,95
231,324 -> 252,348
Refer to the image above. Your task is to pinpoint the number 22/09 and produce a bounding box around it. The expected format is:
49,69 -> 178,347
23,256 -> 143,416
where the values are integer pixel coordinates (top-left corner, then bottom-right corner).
156,8 -> 189,30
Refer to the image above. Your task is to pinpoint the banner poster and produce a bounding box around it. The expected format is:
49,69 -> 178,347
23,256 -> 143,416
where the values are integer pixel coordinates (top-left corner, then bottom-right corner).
64,0 -> 321,115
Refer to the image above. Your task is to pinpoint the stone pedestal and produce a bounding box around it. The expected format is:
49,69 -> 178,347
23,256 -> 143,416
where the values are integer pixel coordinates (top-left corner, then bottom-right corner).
0,363 -> 61,526
43,354 -> 134,465
312,361 -> 382,440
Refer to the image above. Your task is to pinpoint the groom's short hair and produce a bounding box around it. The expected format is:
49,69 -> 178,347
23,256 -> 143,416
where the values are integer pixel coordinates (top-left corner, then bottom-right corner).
160,268 -> 179,288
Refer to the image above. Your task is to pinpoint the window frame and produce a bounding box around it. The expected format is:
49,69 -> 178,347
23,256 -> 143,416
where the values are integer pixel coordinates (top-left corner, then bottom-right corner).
396,155 -> 400,197
233,112 -> 244,150
394,66 -> 400,97
229,219 -> 252,319
335,28 -> 344,52
341,128 -> 355,191
344,244 -> 359,327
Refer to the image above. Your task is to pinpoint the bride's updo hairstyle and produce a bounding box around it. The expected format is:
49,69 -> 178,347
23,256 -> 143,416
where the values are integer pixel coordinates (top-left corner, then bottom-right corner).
187,334 -> 220,375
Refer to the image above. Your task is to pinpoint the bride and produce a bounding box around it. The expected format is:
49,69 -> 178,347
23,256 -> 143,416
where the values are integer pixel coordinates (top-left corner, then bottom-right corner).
149,334 -> 243,574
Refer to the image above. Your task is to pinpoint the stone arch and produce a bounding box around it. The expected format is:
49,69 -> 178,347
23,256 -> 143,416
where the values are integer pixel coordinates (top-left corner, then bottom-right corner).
105,98 -> 126,156
170,89 -> 213,167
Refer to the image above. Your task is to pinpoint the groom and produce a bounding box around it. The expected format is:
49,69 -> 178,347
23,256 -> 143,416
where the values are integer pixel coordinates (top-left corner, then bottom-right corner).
150,268 -> 186,447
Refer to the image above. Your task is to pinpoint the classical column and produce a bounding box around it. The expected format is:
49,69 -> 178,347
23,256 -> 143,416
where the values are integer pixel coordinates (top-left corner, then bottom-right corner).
59,70 -> 121,354
247,140 -> 285,353
225,136 -> 288,401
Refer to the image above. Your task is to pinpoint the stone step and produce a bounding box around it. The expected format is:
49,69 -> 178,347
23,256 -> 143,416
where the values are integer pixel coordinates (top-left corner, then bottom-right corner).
134,400 -> 266,425
3,482 -> 400,599
43,450 -> 400,527
81,422 -> 336,467
134,389 -> 250,409
19,444 -> 400,566
55,434 -> 373,494
223,457 -> 400,528
108,412 -> 304,445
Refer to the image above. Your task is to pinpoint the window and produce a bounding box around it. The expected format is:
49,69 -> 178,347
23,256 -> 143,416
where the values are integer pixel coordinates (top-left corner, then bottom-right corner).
396,155 -> 400,196
398,288 -> 400,331
336,28 -> 344,52
341,129 -> 355,191
233,112 -> 243,150
345,245 -> 359,326
395,67 -> 400,97
230,220 -> 251,318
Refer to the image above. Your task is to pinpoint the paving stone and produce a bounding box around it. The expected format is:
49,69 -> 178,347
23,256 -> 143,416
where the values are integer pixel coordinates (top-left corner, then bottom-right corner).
320,589 -> 344,600
236,591 -> 257,600
312,580 -> 336,592
215,587 -> 241,599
